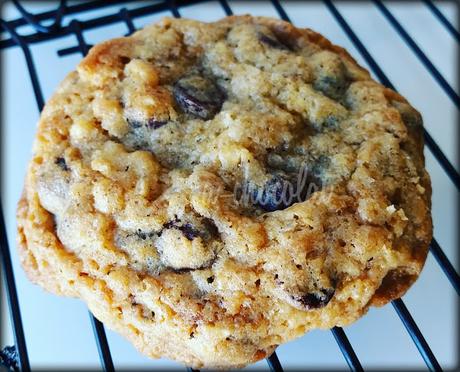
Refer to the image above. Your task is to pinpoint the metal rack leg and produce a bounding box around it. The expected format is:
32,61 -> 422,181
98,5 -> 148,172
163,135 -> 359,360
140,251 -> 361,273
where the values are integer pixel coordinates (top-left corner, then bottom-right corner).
392,299 -> 442,371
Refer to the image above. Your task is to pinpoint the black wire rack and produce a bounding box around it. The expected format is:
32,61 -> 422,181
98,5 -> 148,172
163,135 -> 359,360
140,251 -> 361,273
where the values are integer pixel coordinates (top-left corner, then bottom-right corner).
0,1 -> 458,371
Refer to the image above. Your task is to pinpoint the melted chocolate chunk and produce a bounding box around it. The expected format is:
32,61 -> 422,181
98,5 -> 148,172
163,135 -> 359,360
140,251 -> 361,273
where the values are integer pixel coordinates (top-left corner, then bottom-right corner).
161,217 -> 218,241
170,257 -> 217,274
314,74 -> 350,101
313,55 -> 350,101
292,288 -> 335,310
55,157 -> 69,171
179,223 -> 200,241
258,32 -> 291,51
173,74 -> 225,120
248,169 -> 322,212
392,100 -> 423,131
147,118 -> 168,129
256,174 -> 295,212
200,217 -> 219,240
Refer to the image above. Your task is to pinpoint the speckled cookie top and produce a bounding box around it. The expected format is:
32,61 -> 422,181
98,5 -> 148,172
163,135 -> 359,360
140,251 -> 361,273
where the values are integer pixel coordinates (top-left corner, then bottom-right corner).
18,16 -> 432,368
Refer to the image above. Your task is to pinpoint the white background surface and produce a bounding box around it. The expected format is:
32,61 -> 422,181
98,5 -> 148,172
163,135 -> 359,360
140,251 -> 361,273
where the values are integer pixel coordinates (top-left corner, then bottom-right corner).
1,1 -> 458,370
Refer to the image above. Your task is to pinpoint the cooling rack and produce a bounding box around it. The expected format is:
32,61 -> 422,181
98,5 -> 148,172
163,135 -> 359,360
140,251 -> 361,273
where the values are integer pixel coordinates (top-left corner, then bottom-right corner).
0,1 -> 458,371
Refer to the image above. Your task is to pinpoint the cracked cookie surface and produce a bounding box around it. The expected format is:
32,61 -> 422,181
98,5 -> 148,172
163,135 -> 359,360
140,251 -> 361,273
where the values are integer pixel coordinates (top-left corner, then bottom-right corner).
17,16 -> 432,369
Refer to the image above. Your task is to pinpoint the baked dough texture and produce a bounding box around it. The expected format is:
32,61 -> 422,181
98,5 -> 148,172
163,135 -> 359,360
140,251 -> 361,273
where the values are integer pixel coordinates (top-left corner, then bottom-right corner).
17,16 -> 432,369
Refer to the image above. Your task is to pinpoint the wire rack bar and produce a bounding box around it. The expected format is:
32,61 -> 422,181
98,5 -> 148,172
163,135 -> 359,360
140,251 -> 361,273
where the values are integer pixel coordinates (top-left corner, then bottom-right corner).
119,7 -> 136,36
0,19 -> 44,111
331,327 -> 364,372
169,0 -> 182,18
323,0 -> 460,191
270,0 -> 291,21
11,0 -> 66,34
0,0 -> 205,50
0,203 -> 31,372
392,299 -> 442,371
423,0 -> 460,42
374,0 -> 459,109
89,314 -> 115,372
219,0 -> 234,16
57,43 -> 93,57
54,0 -> 208,57
3,0 -> 131,31
430,239 -> 460,296
267,352 -> 285,372
69,19 -> 90,55
422,133 -> 460,191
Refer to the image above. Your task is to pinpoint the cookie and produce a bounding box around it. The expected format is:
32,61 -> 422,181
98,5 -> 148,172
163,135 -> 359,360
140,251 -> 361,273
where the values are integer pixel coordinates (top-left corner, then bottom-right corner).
17,16 -> 432,369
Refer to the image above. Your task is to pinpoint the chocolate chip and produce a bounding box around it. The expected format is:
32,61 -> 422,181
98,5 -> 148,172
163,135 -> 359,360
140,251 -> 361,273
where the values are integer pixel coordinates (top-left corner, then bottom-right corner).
313,54 -> 350,101
119,56 -> 131,65
391,100 -> 423,130
162,218 -> 177,230
249,169 -> 322,212
266,152 -> 298,173
55,157 -> 69,171
291,288 -> 335,310
207,276 -> 214,284
314,74 -> 349,101
0,346 -> 19,372
162,218 -> 199,240
200,218 -> 219,240
147,118 -> 168,129
258,32 -> 290,51
173,74 -> 225,120
255,174 -> 295,212
128,117 -> 168,130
